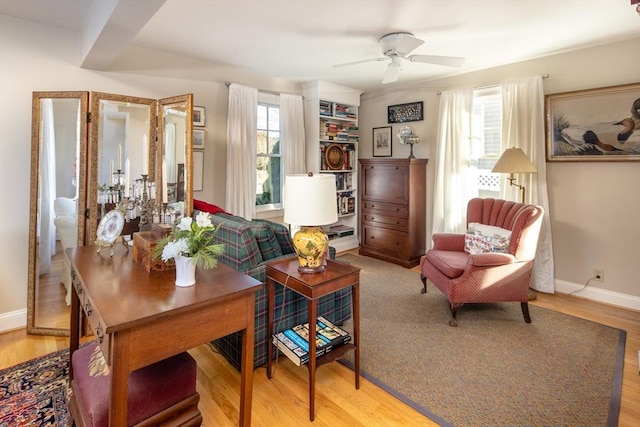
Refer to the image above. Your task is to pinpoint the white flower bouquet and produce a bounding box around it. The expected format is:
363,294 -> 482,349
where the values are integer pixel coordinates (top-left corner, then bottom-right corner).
153,211 -> 225,269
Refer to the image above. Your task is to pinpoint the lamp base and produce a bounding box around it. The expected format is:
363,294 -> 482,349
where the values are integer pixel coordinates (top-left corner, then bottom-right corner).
292,226 -> 329,274
297,265 -> 326,274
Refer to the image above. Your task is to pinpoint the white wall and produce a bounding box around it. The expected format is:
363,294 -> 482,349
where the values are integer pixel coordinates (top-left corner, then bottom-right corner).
0,15 -> 302,330
358,37 -> 640,308
2,14 -> 638,331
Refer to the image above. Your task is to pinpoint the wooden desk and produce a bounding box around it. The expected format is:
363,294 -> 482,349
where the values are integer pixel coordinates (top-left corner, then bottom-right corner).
68,245 -> 261,426
266,256 -> 361,421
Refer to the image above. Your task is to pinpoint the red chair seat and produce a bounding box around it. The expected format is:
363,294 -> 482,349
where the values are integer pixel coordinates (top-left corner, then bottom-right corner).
70,342 -> 200,426
424,250 -> 467,279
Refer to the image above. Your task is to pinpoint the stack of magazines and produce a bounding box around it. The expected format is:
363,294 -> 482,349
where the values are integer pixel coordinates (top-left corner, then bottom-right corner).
272,316 -> 351,366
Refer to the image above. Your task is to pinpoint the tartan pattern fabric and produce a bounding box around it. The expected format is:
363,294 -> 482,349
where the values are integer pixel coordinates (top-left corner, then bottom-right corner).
204,213 -> 351,370
214,213 -> 284,261
421,198 -> 544,311
252,219 -> 295,255
209,214 -> 263,272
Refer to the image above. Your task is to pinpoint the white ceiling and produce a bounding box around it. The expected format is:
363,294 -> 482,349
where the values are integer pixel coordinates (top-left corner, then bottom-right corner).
1,0 -> 639,92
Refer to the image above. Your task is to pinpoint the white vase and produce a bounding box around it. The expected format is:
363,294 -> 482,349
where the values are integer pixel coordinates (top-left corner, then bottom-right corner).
174,254 -> 196,287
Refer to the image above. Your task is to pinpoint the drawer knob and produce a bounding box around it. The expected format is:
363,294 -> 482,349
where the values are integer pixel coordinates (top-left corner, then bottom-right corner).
396,221 -> 400,224
85,301 -> 92,316
395,241 -> 400,245
371,236 -> 375,239
370,216 -> 375,220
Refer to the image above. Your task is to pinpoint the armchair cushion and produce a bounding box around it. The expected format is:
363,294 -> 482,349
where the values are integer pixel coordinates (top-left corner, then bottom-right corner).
424,250 -> 467,279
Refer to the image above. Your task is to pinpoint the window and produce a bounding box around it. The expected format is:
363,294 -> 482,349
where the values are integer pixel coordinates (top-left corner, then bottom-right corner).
256,102 -> 281,209
471,87 -> 502,198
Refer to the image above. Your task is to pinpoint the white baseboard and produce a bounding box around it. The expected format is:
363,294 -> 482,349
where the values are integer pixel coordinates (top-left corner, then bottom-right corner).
554,279 -> 640,311
0,308 -> 27,334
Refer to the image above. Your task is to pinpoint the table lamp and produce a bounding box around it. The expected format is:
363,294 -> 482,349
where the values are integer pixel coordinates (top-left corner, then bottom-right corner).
284,173 -> 338,273
491,147 -> 537,203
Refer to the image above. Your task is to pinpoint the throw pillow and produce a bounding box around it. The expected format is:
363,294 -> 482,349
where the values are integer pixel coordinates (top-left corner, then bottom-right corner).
193,199 -> 227,215
464,222 -> 512,254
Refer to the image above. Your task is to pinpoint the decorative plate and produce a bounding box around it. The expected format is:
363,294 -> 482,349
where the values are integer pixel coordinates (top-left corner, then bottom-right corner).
96,209 -> 125,246
325,144 -> 345,170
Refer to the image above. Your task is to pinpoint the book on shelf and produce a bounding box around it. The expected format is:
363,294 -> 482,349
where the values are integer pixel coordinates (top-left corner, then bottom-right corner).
329,224 -> 354,236
272,317 -> 351,366
273,332 -> 315,366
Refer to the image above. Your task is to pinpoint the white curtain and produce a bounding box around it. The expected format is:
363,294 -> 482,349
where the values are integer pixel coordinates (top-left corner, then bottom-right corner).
39,99 -> 57,274
226,84 -> 258,220
501,76 -> 555,293
280,93 -> 306,176
432,88 -> 475,237
165,123 -> 177,183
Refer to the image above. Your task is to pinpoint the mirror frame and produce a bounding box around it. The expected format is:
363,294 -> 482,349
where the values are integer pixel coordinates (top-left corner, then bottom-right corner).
87,92 -> 158,245
28,91 -> 194,336
158,94 -> 194,218
27,91 -> 88,336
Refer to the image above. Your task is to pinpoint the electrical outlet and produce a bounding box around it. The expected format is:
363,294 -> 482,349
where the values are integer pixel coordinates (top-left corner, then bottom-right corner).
593,268 -> 604,282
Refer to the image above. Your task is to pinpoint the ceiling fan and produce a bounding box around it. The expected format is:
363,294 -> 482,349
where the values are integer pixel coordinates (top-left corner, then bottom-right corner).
334,32 -> 465,84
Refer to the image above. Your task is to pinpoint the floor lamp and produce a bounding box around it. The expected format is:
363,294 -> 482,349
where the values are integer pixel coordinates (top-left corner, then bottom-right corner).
492,147 -> 537,203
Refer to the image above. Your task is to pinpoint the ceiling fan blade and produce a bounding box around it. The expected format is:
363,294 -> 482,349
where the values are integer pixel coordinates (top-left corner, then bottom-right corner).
334,56 -> 387,68
408,54 -> 465,67
382,63 -> 401,84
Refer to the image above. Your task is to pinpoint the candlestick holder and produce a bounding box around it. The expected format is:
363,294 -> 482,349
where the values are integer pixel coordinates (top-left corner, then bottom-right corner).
162,202 -> 169,224
138,174 -> 153,231
112,169 -> 125,201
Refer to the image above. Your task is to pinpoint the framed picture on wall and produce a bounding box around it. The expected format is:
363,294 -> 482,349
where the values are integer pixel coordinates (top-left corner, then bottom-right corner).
545,83 -> 640,162
373,126 -> 392,157
193,106 -> 206,127
388,101 -> 423,123
193,129 -> 205,150
193,151 -> 204,191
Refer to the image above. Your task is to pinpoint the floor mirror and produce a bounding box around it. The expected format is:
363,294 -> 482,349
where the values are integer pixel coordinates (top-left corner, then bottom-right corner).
27,91 -> 194,336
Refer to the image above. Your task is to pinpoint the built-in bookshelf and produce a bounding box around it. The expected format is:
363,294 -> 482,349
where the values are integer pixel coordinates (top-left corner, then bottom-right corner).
304,81 -> 363,252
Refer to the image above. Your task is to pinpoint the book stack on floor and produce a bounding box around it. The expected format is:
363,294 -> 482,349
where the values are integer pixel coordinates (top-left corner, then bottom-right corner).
273,317 -> 351,366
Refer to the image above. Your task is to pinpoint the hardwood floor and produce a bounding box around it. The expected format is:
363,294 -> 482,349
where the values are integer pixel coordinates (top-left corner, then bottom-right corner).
1,262 -> 638,426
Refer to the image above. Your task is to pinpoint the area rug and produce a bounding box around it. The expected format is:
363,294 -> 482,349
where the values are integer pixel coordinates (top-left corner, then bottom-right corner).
336,254 -> 625,427
0,348 -> 70,426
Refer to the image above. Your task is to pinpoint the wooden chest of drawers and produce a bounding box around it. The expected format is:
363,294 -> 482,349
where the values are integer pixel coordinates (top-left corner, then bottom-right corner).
358,158 -> 427,268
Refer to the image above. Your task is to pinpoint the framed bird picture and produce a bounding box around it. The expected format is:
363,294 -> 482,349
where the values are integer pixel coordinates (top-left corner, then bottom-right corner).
545,82 -> 640,162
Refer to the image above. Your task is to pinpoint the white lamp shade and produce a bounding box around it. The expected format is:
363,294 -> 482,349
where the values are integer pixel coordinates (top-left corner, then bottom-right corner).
492,147 -> 537,174
284,174 -> 338,226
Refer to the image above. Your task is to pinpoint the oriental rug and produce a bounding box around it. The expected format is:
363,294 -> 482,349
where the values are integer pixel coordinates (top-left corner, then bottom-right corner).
0,347 -> 70,426
337,254 -> 625,427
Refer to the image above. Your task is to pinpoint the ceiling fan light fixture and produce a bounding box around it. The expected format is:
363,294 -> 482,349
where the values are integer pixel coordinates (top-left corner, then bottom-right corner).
382,63 -> 401,84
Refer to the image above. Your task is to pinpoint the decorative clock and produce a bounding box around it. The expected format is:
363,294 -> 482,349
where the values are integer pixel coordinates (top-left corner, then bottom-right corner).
325,143 -> 345,170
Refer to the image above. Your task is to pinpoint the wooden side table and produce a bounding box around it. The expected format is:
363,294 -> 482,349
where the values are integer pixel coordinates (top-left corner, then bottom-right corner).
266,256 -> 361,421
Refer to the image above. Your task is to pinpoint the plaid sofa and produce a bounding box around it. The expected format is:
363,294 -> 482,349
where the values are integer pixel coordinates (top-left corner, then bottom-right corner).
205,212 -> 351,371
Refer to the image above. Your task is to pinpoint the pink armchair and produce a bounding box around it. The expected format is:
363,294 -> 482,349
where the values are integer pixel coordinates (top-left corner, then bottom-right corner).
420,198 -> 544,326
